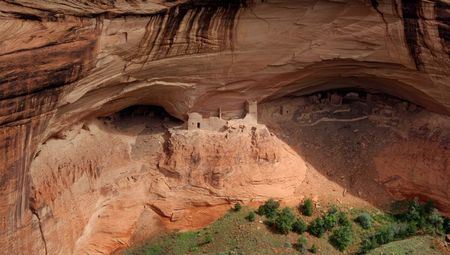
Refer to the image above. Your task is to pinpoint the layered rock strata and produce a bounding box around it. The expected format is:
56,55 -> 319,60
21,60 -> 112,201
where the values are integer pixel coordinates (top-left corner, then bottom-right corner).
0,0 -> 449,254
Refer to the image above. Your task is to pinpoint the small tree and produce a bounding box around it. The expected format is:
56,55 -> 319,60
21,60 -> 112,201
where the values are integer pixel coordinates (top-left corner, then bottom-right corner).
391,222 -> 415,239
274,207 -> 296,234
257,199 -> 280,218
292,218 -> 308,234
323,211 -> 338,231
302,199 -> 314,216
308,217 -> 326,237
359,236 -> 379,254
296,235 -> 308,254
359,225 -> 395,253
356,213 -> 372,229
427,208 -> 444,234
337,211 -> 351,227
246,211 -> 256,222
233,202 -> 242,212
330,225 -> 353,251
374,225 -> 395,245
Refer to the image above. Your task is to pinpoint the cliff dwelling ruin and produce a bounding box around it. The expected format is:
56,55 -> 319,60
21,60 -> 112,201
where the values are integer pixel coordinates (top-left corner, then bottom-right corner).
0,0 -> 449,254
187,100 -> 258,131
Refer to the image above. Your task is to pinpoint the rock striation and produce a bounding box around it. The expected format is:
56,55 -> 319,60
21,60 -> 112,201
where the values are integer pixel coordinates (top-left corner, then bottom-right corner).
0,0 -> 449,254
27,113 -> 306,254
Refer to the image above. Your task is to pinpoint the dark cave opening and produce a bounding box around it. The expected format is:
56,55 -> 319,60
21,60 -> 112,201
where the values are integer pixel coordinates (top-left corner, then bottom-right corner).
98,104 -> 183,128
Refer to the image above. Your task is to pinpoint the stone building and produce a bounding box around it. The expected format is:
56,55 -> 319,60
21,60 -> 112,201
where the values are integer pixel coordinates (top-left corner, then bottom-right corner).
244,99 -> 258,123
187,112 -> 227,131
187,100 -> 258,131
187,112 -> 203,130
330,93 -> 343,105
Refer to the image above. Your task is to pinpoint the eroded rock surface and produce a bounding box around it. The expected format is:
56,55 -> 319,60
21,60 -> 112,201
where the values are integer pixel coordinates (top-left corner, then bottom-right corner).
27,110 -> 306,254
0,0 -> 449,254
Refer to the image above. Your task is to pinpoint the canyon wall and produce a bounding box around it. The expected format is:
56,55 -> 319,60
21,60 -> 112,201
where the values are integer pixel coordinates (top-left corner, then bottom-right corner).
0,0 -> 449,254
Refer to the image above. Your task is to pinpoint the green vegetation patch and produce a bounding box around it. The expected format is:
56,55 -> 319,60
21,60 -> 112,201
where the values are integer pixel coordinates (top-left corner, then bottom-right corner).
126,199 -> 449,255
367,235 -> 443,255
256,198 -> 280,219
301,198 -> 314,217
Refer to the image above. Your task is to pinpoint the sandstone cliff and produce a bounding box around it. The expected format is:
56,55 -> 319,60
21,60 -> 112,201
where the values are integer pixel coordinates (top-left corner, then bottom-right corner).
0,0 -> 449,254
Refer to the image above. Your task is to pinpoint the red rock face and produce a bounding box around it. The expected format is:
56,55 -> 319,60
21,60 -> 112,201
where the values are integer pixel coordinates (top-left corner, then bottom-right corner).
25,116 -> 306,254
0,1 -> 449,254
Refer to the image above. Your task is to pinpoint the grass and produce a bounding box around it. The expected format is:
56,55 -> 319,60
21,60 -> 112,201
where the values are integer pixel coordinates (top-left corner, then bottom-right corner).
125,207 -> 301,255
125,203 -> 448,255
367,235 -> 443,255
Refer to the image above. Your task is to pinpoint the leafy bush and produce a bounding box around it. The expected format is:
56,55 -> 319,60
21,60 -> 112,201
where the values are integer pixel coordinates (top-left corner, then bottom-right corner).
427,209 -> 444,234
391,222 -> 415,239
444,217 -> 450,234
359,200 -> 446,254
246,211 -> 256,222
397,199 -> 444,234
257,199 -> 280,218
274,207 -> 296,234
330,225 -> 353,251
323,211 -> 338,231
292,218 -> 307,234
359,236 -> 379,254
302,199 -> 314,216
308,217 -> 326,237
309,244 -> 317,254
359,225 -> 395,253
338,211 -> 351,227
233,202 -> 242,212
359,221 -> 434,254
403,199 -> 422,223
296,235 -> 308,253
375,225 -> 395,244
356,213 -> 372,229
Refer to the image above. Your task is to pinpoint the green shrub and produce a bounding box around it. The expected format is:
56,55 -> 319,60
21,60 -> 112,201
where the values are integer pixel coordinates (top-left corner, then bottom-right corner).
302,199 -> 314,216
356,213 -> 372,229
246,211 -> 256,222
358,226 -> 395,254
337,211 -> 351,227
359,236 -> 379,254
358,213 -> 424,254
404,199 -> 423,224
364,225 -> 394,248
375,225 -> 395,244
309,244 -> 317,254
444,217 -> 450,234
292,218 -> 307,234
233,202 -> 242,212
263,218 -> 275,227
308,217 -> 326,237
330,225 -> 353,251
274,207 -> 296,234
296,235 -> 308,254
391,222 -> 415,239
323,211 -> 338,231
427,209 -> 444,234
257,199 -> 280,218
395,199 -> 445,235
